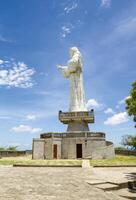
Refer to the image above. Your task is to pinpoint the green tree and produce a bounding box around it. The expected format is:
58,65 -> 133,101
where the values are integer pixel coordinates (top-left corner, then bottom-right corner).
115,146 -> 126,150
7,146 -> 18,151
0,147 -> 6,151
121,135 -> 136,150
126,81 -> 136,127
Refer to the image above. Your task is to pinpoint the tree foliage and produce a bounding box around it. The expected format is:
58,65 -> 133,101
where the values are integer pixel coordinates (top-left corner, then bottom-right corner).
7,146 -> 18,151
121,135 -> 136,150
0,146 -> 18,151
115,146 -> 126,150
126,81 -> 136,127
0,147 -> 6,151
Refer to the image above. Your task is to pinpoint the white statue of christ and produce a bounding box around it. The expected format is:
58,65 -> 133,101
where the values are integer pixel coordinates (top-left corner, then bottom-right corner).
57,47 -> 87,112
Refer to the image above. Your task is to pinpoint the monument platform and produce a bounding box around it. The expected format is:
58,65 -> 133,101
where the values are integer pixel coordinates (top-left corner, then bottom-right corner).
32,131 -> 114,160
40,131 -> 104,139
59,110 -> 94,124
59,110 -> 94,131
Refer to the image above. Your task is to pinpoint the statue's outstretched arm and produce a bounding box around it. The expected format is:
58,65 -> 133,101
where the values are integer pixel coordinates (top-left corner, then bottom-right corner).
57,65 -> 67,70
57,65 -> 70,78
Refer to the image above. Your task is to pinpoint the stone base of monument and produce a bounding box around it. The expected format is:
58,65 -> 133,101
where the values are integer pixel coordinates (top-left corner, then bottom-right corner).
32,110 -> 115,160
32,131 -> 115,160
59,110 -> 94,131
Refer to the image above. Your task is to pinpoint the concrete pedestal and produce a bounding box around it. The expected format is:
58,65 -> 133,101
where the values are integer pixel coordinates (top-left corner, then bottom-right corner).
59,110 -> 94,132
32,132 -> 115,160
67,121 -> 89,131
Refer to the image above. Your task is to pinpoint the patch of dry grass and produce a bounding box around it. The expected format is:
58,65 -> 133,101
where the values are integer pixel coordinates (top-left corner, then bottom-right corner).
0,156 -> 82,166
90,155 -> 136,166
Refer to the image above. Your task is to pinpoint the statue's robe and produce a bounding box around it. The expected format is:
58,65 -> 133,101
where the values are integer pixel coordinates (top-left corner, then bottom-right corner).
60,53 -> 87,112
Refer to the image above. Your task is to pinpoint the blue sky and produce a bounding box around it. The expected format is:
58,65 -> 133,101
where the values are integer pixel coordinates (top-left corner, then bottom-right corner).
0,0 -> 135,150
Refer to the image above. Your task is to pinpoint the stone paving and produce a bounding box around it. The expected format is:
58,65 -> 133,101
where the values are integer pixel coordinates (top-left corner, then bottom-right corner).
0,166 -> 135,200
82,160 -> 91,168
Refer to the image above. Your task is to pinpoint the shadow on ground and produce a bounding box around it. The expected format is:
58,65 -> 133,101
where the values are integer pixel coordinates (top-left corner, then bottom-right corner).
125,172 -> 136,181
120,196 -> 136,200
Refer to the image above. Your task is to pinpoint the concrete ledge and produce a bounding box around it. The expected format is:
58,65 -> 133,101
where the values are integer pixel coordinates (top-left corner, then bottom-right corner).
59,110 -> 94,124
93,165 -> 136,167
40,131 -> 105,138
13,164 -> 82,167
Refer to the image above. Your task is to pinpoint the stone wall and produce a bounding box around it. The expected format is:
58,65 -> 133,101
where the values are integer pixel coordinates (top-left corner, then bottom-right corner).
91,141 -> 115,159
84,140 -> 106,159
32,133 -> 115,160
61,136 -> 106,159
32,139 -> 45,159
0,151 -> 26,157
115,149 -> 136,156
44,138 -> 52,159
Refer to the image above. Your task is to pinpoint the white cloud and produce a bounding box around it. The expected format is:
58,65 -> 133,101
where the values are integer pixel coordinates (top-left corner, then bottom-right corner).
101,0 -> 111,8
64,2 -> 78,14
0,61 -> 35,88
126,96 -> 131,100
36,91 -> 51,96
26,115 -> 36,120
104,112 -> 129,125
115,17 -> 136,39
86,99 -> 102,109
0,59 -> 4,65
104,108 -> 114,114
11,125 -> 42,133
102,17 -> 136,45
39,72 -> 48,77
61,26 -> 72,38
118,96 -> 131,105
118,100 -> 125,105
0,115 -> 11,120
0,35 -> 13,43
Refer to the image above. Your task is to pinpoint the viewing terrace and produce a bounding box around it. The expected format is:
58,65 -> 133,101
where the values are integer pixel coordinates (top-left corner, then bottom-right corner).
59,110 -> 94,124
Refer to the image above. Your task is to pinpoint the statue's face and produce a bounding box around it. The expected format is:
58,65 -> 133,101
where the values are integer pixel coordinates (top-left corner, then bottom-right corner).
69,47 -> 78,57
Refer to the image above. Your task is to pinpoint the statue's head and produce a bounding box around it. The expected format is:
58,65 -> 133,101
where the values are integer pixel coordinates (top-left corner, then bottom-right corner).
69,47 -> 79,57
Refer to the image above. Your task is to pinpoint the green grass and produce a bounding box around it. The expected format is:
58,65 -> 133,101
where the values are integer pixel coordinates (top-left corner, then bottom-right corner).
90,155 -> 136,166
0,155 -> 136,167
0,156 -> 82,166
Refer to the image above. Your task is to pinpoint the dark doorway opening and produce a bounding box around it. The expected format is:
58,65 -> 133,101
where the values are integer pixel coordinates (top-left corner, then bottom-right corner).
53,144 -> 57,159
76,144 -> 82,158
